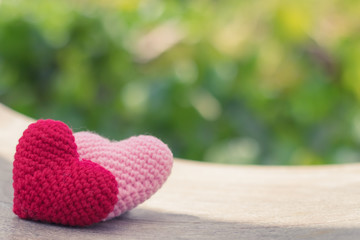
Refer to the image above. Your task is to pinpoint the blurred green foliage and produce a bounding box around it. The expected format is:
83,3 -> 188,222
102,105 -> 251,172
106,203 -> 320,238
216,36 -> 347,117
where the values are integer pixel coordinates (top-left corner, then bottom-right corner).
1,0 -> 360,165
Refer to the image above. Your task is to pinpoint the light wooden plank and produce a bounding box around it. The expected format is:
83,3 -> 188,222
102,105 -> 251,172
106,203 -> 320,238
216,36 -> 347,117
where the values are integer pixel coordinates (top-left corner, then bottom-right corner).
1,103 -> 360,239
0,104 -> 34,161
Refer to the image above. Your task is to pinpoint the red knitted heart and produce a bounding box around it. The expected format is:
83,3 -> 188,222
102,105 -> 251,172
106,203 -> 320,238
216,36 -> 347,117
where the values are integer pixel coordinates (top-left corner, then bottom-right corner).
13,120 -> 118,226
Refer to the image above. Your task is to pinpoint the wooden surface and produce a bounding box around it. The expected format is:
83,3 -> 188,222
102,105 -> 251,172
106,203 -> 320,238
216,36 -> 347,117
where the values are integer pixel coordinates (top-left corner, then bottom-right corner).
1,103 -> 360,239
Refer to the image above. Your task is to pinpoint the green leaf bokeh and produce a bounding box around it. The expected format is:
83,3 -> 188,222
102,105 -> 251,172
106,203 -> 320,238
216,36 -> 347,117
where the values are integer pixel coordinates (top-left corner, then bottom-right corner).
1,0 -> 360,165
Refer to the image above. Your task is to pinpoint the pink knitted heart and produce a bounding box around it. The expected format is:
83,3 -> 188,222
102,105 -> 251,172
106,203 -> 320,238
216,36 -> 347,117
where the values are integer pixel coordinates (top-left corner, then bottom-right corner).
74,132 -> 173,220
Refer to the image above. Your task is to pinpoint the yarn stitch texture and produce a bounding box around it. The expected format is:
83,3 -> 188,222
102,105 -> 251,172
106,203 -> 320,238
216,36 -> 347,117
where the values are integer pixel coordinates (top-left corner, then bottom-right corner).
74,131 -> 173,220
13,119 -> 118,226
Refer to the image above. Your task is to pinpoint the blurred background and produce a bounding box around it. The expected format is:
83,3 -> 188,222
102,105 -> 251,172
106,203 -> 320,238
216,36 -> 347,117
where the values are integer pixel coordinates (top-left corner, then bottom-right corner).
1,0 -> 360,165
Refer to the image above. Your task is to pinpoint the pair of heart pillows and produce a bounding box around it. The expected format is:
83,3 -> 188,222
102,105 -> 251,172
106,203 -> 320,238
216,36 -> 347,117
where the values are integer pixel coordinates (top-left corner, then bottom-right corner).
13,119 -> 173,226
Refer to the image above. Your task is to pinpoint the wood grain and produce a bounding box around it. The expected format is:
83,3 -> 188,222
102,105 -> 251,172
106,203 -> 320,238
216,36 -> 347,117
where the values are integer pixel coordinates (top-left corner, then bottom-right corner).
1,103 -> 360,239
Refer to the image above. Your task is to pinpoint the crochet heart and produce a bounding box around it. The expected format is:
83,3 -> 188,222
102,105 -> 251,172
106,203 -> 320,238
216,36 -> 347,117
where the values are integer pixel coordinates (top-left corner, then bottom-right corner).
13,120 -> 118,226
74,132 -> 173,220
